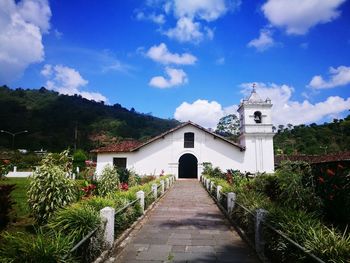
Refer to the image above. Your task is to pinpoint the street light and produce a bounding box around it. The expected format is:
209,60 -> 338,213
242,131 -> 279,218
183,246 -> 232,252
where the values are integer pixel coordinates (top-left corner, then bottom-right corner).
0,130 -> 28,150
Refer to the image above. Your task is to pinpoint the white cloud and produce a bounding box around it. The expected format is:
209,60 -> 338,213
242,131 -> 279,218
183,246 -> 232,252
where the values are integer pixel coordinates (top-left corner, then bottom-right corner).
308,66 -> 350,89
165,17 -> 208,43
136,11 -> 165,24
149,67 -> 188,88
146,43 -> 197,65
172,0 -> 229,22
0,0 -> 51,83
262,0 -> 346,35
174,99 -> 226,128
41,64 -> 107,102
240,82 -> 350,125
248,29 -> 274,51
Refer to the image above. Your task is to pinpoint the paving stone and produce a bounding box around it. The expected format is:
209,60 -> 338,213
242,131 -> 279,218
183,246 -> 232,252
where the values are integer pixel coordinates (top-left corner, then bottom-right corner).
116,180 -> 259,263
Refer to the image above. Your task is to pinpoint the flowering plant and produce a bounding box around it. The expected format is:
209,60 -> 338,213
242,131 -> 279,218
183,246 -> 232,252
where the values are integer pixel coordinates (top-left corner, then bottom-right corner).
81,184 -> 96,197
120,182 -> 129,191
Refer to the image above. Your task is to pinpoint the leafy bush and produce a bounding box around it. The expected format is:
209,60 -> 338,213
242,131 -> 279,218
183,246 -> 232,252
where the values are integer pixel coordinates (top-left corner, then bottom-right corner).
312,162 -> 350,226
274,161 -> 322,213
98,165 -> 120,196
138,175 -> 155,185
117,168 -> 129,183
28,151 -> 77,224
0,184 -> 15,229
48,203 -> 101,243
202,162 -> 224,179
83,196 -> 116,211
0,230 -> 75,263
128,170 -> 141,187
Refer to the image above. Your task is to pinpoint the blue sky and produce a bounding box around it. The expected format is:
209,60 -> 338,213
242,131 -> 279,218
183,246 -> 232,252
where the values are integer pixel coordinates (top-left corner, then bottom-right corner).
1,0 -> 350,128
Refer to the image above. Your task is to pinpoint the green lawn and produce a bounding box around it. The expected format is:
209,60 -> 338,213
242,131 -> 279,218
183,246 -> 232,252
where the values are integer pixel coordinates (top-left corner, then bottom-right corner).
0,178 -> 30,218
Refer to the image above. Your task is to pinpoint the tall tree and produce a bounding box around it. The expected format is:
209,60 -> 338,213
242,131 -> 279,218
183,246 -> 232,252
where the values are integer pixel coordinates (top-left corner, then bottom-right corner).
215,114 -> 240,138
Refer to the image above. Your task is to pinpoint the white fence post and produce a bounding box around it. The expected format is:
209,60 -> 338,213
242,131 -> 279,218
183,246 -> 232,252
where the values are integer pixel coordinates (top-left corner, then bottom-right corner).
165,178 -> 170,189
206,179 -> 210,190
13,166 -> 17,173
100,207 -> 115,249
210,181 -> 214,193
227,192 -> 236,214
136,191 -> 145,214
160,180 -> 165,195
217,185 -> 222,201
255,209 -> 268,256
152,183 -> 158,199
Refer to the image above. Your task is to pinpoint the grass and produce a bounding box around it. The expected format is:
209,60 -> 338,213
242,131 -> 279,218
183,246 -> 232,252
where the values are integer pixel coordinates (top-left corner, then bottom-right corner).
0,177 -> 30,218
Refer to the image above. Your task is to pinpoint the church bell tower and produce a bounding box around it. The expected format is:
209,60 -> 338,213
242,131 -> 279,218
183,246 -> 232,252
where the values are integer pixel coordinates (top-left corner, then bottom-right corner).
237,85 -> 275,173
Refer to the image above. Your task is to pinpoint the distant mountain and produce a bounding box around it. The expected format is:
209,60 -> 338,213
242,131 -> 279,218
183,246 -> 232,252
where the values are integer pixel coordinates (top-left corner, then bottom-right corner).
273,116 -> 350,155
0,86 -> 179,151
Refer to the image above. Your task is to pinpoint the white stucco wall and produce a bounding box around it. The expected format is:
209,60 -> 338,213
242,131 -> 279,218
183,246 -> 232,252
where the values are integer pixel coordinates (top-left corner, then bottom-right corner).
96,125 -> 250,179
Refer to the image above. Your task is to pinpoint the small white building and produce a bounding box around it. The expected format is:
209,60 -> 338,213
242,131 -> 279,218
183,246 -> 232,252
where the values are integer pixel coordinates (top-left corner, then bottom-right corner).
93,88 -> 275,179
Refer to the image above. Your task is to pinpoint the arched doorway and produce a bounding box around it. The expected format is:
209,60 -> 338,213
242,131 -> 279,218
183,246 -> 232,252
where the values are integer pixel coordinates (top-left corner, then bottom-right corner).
178,154 -> 198,179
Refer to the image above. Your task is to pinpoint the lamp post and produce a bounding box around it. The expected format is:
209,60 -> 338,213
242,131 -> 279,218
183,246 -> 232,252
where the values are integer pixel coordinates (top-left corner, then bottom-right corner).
0,130 -> 28,150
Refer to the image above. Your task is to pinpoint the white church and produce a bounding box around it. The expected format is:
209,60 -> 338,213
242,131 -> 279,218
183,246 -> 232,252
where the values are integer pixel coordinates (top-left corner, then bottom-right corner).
93,88 -> 275,179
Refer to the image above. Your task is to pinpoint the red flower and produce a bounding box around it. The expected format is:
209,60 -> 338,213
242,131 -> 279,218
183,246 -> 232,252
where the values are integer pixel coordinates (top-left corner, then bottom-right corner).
326,169 -> 335,177
3,159 -> 10,165
318,177 -> 325,183
120,183 -> 129,191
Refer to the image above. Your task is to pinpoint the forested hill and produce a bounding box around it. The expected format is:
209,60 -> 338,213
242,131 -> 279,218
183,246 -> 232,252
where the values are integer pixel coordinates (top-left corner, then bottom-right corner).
0,86 -> 179,151
274,116 -> 350,155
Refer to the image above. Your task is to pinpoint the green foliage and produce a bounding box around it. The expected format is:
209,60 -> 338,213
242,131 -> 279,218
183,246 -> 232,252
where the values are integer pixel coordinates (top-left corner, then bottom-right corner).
274,116 -> 350,155
215,114 -> 240,139
275,161 -> 322,213
312,162 -> 350,226
47,203 -> 101,243
27,151 -> 77,224
72,149 -> 87,171
0,230 -> 76,263
117,168 -> 130,183
0,178 -> 30,218
83,196 -> 116,211
0,184 -> 15,230
202,162 -> 224,179
0,85 -> 179,151
128,170 -> 141,187
98,165 -> 120,196
203,164 -> 350,263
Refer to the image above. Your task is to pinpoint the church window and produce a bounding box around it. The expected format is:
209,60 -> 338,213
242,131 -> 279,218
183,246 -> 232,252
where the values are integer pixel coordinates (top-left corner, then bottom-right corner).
254,111 -> 262,123
113,157 -> 127,169
184,132 -> 194,148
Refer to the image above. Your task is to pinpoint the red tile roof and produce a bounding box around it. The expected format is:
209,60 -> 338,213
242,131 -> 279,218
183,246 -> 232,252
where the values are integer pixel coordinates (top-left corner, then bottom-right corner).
91,121 -> 245,153
91,140 -> 142,153
275,152 -> 350,165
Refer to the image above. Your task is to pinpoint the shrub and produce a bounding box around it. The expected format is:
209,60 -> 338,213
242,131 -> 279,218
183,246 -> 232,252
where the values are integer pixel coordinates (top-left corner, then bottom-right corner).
275,161 -> 322,213
128,170 -> 140,187
48,203 -> 101,243
83,196 -> 116,211
98,165 -> 120,196
0,184 -> 15,229
140,175 -> 156,185
0,230 -> 75,263
312,162 -> 350,226
117,168 -> 129,183
28,151 -> 77,224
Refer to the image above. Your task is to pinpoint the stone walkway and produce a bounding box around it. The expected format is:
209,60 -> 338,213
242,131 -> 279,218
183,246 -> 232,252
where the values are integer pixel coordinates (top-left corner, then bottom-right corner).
115,180 -> 258,263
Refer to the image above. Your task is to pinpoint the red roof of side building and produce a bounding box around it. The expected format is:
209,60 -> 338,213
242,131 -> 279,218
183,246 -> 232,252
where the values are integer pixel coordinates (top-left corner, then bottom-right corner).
91,140 -> 142,153
275,151 -> 350,165
91,121 -> 245,153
